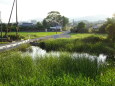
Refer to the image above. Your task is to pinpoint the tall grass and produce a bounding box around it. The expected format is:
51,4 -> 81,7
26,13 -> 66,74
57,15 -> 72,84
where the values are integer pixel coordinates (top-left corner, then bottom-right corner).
39,36 -> 115,60
0,51 -> 114,86
15,43 -> 31,52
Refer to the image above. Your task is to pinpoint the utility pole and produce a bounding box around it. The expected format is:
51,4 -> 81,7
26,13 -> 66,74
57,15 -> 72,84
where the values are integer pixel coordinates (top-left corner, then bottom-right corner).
0,11 -> 3,42
16,0 -> 18,36
73,19 -> 74,27
5,0 -> 16,37
56,25 -> 57,34
16,0 -> 18,24
6,0 -> 19,39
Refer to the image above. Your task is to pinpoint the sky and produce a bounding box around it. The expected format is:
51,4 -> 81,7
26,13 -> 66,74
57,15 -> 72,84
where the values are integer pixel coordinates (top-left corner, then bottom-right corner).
0,0 -> 115,22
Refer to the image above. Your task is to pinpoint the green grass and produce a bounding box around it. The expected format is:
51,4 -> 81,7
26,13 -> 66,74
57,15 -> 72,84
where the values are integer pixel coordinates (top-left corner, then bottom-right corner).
17,32 -> 62,39
15,43 -> 31,52
0,33 -> 114,85
0,50 -> 114,86
39,36 -> 115,60
70,33 -> 107,39
0,32 -> 62,41
0,42 -> 9,44
0,32 -> 62,44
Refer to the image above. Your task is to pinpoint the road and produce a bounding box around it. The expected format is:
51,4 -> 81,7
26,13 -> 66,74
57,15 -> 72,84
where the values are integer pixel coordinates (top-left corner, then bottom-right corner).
0,31 -> 71,51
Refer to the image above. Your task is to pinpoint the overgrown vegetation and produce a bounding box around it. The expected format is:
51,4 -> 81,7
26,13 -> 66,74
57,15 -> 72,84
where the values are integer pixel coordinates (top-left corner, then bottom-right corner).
0,51 -> 115,86
39,35 -> 115,60
15,43 -> 31,52
0,33 -> 114,85
0,43 -> 31,54
105,17 -> 115,42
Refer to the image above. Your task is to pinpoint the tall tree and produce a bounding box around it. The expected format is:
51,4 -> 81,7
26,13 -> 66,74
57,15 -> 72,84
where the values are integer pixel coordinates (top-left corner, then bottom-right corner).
62,16 -> 69,27
43,11 -> 69,28
45,11 -> 62,26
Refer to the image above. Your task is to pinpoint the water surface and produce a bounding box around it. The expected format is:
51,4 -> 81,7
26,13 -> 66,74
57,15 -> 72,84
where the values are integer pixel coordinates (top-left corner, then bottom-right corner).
24,46 -> 107,63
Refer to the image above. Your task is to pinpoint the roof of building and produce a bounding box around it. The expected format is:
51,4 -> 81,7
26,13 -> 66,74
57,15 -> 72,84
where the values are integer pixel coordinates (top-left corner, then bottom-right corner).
50,26 -> 62,29
19,22 -> 34,27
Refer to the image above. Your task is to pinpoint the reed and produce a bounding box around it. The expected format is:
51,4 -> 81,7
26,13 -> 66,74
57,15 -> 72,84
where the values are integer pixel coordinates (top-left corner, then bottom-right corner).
39,37 -> 115,59
0,51 -> 114,86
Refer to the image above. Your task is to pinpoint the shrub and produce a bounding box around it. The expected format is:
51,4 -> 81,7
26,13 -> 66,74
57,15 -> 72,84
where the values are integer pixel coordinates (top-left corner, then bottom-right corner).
16,43 -> 31,52
106,24 -> 115,42
82,36 -> 104,43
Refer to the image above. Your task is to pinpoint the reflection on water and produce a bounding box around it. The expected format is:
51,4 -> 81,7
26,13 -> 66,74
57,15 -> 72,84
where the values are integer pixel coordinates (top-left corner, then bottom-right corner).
72,53 -> 107,63
24,46 -> 107,63
24,46 -> 60,58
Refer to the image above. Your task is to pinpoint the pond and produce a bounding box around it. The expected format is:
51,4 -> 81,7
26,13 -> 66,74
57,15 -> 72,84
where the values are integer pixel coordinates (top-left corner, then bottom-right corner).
23,46 -> 107,63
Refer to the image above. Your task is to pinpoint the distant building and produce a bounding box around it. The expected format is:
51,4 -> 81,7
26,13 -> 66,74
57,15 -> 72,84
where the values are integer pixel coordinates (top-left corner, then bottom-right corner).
19,22 -> 34,27
92,24 -> 103,29
50,26 -> 62,31
93,25 -> 98,29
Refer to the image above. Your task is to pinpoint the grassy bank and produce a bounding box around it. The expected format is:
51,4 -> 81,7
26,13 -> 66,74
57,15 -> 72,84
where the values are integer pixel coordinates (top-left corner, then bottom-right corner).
70,33 -> 107,39
0,32 -> 62,43
0,51 -> 115,86
39,36 -> 115,60
17,32 -> 62,39
0,43 -> 31,54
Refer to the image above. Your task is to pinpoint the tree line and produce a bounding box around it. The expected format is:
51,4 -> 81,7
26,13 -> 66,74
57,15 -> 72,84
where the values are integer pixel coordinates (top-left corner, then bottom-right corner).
71,16 -> 115,42
0,11 -> 69,32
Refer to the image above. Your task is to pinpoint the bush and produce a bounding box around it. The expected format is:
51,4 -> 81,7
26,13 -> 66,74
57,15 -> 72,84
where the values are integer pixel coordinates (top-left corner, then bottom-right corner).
82,36 -> 104,43
7,35 -> 24,41
38,37 -> 115,60
98,23 -> 107,33
16,43 -> 31,52
106,24 -> 115,42
76,28 -> 88,33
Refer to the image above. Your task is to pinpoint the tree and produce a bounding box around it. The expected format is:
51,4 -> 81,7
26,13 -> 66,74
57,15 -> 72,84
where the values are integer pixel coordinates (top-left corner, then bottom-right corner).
45,11 -> 61,27
62,16 -> 69,27
77,22 -> 85,29
1,23 -> 7,32
43,19 -> 50,28
36,22 -> 44,29
43,11 -> 69,28
98,23 -> 107,33
76,22 -> 87,33
105,17 -> 115,42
